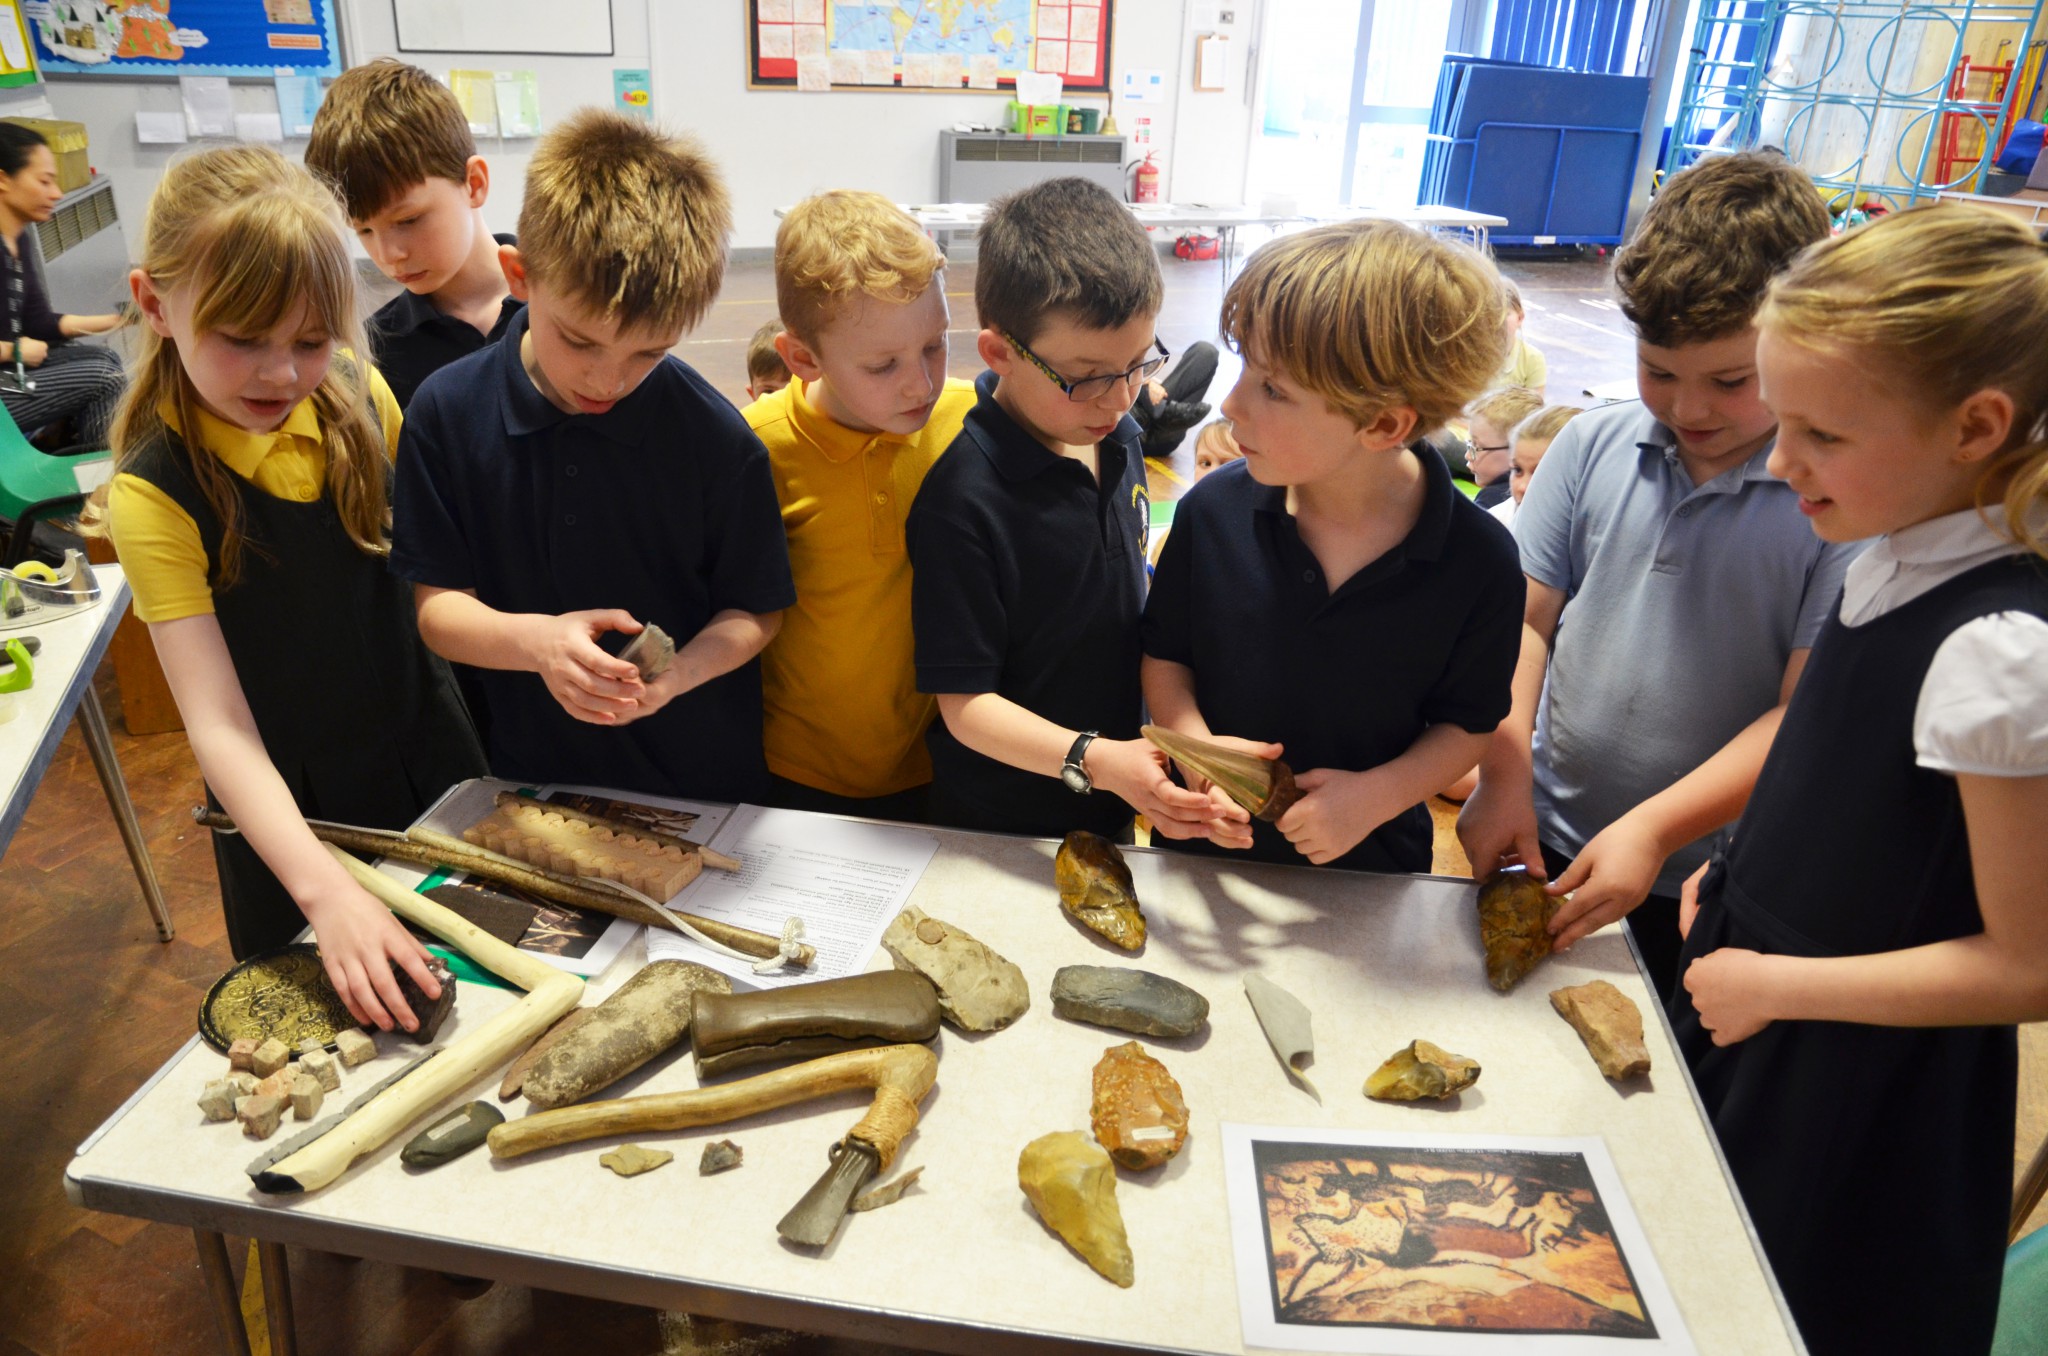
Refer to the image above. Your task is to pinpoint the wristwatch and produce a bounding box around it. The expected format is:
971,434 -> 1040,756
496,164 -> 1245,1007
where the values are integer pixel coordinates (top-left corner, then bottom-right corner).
1061,731 -> 1099,794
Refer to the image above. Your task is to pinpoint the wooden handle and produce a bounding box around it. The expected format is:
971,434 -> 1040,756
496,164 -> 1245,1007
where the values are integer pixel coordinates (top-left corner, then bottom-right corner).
487,1044 -> 938,1161
254,849 -> 585,1194
410,825 -> 814,967
193,806 -> 785,957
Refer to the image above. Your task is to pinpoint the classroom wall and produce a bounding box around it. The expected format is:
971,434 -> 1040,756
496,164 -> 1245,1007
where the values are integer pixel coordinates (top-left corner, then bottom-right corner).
37,0 -> 1212,261
648,0 -> 1189,250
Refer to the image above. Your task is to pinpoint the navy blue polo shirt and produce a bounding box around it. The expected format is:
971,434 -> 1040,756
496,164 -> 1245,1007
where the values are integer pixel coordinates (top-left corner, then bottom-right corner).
369,233 -> 524,410
391,308 -> 796,803
908,369 -> 1150,839
1143,451 -> 1523,873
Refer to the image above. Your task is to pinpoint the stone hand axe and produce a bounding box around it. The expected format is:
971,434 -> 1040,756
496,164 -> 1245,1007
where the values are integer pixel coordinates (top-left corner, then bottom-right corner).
486,1044 -> 938,1247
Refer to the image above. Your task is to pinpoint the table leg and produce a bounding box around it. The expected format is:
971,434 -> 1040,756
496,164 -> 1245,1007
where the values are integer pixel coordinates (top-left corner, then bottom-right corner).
191,1229 -> 252,1356
77,684 -> 174,942
256,1238 -> 299,1356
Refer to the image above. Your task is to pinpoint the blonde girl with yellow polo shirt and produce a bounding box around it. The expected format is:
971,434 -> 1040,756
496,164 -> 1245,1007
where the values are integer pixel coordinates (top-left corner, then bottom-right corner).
99,146 -> 484,1032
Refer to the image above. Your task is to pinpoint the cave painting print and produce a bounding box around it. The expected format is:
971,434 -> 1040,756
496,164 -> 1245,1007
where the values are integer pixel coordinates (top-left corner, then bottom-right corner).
1253,1140 -> 1658,1339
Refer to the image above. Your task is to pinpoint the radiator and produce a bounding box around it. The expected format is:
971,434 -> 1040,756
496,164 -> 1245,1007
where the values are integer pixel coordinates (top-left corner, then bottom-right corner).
939,131 -> 1128,202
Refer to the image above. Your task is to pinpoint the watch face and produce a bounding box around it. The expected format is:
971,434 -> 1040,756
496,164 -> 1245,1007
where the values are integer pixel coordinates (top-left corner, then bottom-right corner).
1061,764 -> 1092,794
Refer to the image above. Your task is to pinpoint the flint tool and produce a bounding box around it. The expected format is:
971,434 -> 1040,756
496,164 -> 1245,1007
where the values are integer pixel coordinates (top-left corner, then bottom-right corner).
486,1044 -> 938,1248
1142,723 -> 1303,821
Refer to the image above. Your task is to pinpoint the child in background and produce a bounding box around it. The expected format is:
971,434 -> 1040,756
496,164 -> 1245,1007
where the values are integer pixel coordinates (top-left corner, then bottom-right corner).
395,112 -> 794,805
1498,279 -> 1546,397
1191,418 -> 1241,479
1674,205 -> 2048,1356
1459,151 -> 1859,1001
102,146 -> 484,1031
1490,403 -> 1584,529
305,58 -> 519,411
1143,221 -> 1523,872
907,177 -> 1222,842
745,190 -> 976,820
1464,385 -> 1542,510
745,318 -> 790,400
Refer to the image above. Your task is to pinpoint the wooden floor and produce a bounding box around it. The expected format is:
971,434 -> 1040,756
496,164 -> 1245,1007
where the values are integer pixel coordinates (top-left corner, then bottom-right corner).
3,248 -> 2041,1356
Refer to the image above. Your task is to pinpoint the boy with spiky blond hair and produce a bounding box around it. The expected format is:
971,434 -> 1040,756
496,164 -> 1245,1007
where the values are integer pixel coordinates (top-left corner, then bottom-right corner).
1143,220 -> 1525,872
393,111 -> 794,804
744,190 -> 976,819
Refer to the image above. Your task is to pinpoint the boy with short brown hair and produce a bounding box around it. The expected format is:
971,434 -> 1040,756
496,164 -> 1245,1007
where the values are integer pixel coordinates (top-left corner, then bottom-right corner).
744,319 -> 790,399
305,58 -> 519,410
1459,150 -> 1858,998
1142,220 -> 1524,872
744,190 -> 976,819
393,111 -> 794,804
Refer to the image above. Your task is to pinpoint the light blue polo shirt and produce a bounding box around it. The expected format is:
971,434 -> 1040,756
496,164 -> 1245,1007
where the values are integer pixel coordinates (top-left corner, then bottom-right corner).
1513,399 -> 1863,895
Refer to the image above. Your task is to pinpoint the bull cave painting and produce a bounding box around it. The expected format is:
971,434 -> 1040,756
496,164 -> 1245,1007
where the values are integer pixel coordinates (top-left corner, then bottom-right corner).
1252,1141 -> 1656,1337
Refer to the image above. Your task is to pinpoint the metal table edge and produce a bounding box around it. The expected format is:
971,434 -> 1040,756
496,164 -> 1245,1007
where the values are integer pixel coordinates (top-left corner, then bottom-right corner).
0,571 -> 130,856
57,1170 -> 1195,1356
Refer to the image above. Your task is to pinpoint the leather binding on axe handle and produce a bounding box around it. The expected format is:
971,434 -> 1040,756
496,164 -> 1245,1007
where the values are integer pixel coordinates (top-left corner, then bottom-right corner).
690,971 -> 940,1078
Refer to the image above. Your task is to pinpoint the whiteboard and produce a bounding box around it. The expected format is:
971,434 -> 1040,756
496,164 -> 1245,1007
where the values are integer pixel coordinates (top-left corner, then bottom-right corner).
393,0 -> 614,56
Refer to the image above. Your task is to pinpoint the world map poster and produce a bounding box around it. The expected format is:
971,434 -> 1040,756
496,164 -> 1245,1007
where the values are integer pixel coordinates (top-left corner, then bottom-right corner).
749,0 -> 1110,94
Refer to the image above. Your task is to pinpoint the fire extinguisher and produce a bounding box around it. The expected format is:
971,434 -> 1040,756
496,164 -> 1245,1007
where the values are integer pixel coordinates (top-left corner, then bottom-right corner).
1130,152 -> 1161,204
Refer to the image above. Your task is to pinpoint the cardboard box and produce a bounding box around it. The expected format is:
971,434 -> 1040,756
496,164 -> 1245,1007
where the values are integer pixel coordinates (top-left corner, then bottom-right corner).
2,118 -> 91,193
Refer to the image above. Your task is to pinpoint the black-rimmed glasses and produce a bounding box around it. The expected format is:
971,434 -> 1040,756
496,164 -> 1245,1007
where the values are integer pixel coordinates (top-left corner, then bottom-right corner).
1002,330 -> 1170,403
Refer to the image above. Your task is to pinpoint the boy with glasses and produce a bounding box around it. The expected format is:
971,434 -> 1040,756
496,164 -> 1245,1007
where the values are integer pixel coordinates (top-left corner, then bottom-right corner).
1465,385 -> 1543,509
906,177 -> 1230,841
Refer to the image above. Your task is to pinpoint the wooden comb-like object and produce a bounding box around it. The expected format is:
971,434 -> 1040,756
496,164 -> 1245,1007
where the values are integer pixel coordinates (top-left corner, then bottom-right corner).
464,799 -> 703,901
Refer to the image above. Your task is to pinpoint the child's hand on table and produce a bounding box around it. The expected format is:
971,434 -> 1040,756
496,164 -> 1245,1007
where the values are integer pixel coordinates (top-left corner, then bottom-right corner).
300,882 -> 440,1033
1275,767 -> 1405,865
1545,810 -> 1667,950
1683,947 -> 1780,1045
530,609 -> 644,724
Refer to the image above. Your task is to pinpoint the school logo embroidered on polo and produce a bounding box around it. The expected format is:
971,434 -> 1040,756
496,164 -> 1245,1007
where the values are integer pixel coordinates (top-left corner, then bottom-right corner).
1131,483 -> 1150,554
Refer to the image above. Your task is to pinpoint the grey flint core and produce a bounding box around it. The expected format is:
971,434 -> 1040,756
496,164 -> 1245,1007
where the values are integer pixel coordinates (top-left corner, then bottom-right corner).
1050,965 -> 1210,1038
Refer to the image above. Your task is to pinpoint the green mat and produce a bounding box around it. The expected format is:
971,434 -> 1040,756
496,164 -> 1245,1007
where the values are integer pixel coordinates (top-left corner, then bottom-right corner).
1993,1225 -> 2048,1355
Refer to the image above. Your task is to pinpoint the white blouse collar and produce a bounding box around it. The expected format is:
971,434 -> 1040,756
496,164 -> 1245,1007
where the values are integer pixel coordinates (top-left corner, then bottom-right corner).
1840,505 -> 2039,627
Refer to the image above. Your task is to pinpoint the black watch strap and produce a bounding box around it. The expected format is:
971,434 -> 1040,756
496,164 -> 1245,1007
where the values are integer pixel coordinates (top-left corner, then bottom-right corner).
1061,730 -> 1099,794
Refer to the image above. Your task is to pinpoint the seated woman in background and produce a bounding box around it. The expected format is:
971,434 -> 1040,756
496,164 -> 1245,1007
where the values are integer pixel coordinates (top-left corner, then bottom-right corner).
0,122 -> 126,447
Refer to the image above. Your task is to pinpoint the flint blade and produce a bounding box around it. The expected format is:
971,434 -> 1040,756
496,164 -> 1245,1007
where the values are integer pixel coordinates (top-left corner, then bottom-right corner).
776,1139 -> 879,1248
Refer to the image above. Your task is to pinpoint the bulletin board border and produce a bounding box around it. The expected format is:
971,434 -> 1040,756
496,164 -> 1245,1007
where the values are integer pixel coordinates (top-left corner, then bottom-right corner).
30,0 -> 344,79
745,0 -> 1114,95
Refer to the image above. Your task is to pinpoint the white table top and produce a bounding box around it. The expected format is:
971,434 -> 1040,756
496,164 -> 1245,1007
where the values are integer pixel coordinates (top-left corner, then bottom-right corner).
0,561 -> 126,856
68,821 -> 1796,1355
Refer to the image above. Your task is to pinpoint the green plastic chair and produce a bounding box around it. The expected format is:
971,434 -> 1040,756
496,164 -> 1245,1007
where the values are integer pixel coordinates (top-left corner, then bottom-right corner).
1993,1225 -> 2048,1356
0,394 -> 111,566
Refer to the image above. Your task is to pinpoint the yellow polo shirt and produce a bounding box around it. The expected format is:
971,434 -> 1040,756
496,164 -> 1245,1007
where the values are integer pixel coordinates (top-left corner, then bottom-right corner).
105,371 -> 404,624
746,374 -> 975,798
1503,334 -> 1547,392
